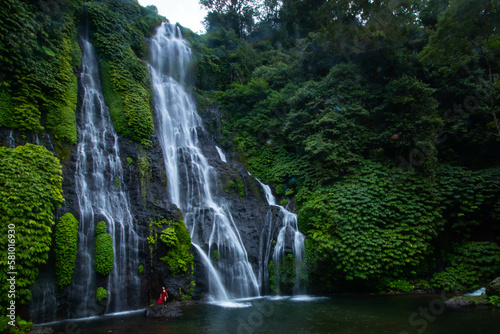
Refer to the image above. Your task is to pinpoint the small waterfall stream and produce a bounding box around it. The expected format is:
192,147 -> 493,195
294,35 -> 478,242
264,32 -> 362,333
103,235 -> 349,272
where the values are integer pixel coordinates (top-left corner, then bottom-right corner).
215,146 -> 227,163
69,37 -> 139,317
255,178 -> 306,295
7,130 -> 15,148
149,23 -> 260,301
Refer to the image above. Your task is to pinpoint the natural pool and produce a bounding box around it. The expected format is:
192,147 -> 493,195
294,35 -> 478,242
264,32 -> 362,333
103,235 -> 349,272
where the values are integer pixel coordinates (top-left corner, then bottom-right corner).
43,294 -> 500,334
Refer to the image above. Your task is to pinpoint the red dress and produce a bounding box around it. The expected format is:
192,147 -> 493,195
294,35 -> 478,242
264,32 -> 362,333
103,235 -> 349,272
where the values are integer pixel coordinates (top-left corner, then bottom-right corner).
157,289 -> 167,305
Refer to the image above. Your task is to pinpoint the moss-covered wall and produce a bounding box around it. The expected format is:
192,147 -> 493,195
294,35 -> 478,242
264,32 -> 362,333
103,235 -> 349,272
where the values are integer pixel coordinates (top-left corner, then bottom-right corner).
85,0 -> 162,148
0,0 -> 162,150
0,144 -> 63,307
0,0 -> 82,146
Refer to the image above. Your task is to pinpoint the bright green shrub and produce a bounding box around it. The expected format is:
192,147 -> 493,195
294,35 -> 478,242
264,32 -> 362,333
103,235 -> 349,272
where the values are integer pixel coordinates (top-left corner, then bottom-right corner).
96,287 -> 107,302
95,222 -> 113,275
0,144 -> 63,307
54,213 -> 79,288
160,227 -> 178,247
0,316 -> 32,334
96,221 -> 107,236
155,219 -> 194,276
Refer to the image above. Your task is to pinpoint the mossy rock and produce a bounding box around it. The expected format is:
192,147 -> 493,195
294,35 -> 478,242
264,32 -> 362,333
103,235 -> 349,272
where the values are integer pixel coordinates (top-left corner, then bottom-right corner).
486,277 -> 500,296
444,295 -> 490,309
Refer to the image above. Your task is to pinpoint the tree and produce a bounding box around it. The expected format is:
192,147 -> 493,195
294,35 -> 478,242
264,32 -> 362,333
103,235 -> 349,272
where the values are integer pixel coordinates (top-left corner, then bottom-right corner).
201,0 -> 258,36
419,0 -> 500,137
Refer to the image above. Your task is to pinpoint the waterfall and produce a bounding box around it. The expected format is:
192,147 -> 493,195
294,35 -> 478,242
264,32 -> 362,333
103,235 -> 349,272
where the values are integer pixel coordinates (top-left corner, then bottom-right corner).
69,38 -> 139,317
149,23 -> 259,301
215,146 -> 227,163
255,178 -> 306,295
7,130 -> 15,148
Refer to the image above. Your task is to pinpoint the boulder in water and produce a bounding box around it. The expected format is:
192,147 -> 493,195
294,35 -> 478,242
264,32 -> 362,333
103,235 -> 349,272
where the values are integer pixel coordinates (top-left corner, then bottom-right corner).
444,296 -> 490,309
486,277 -> 500,296
145,304 -> 183,319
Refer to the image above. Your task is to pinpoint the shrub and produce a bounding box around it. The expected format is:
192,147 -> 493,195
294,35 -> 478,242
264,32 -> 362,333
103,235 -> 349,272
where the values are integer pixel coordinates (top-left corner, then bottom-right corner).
95,222 -> 113,275
95,221 -> 107,236
54,213 -> 79,288
155,219 -> 194,276
96,287 -> 107,302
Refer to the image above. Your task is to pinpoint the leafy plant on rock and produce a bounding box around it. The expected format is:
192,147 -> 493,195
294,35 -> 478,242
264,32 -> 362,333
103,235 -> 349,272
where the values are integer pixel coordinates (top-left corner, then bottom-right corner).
54,213 -> 79,288
0,144 -> 63,307
95,221 -> 113,275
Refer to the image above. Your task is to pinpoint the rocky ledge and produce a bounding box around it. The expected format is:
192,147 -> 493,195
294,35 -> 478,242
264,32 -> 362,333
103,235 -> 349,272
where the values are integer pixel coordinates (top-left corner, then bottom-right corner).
145,300 -> 197,319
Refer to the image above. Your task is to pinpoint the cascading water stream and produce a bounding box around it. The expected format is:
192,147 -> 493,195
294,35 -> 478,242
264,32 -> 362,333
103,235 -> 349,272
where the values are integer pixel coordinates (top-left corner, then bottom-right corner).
7,130 -> 15,148
149,22 -> 259,301
69,37 -> 140,317
255,178 -> 306,295
215,146 -> 227,163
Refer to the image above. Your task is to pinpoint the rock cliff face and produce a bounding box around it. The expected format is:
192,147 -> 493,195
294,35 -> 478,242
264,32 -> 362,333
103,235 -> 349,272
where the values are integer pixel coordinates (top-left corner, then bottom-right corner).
15,97 -> 275,322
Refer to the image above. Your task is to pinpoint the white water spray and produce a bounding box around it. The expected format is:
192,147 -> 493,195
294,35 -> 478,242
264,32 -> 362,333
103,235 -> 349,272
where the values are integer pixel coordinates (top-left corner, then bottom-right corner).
215,146 -> 227,163
149,23 -> 259,301
70,38 -> 139,317
255,178 -> 306,295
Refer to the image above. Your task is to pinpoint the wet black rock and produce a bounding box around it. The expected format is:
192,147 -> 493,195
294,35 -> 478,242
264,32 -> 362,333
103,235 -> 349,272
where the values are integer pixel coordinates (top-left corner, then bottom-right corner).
28,326 -> 54,334
145,304 -> 183,319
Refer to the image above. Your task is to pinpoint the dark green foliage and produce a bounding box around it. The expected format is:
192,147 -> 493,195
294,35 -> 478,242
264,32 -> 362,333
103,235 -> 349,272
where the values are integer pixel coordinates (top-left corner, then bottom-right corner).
431,241 -> 500,291
298,162 -> 440,287
488,295 -> 500,307
86,0 -> 159,146
268,254 -> 305,294
54,213 -> 79,288
378,75 -> 441,176
192,0 -> 500,293
95,222 -> 113,275
96,287 -> 107,302
0,0 -> 81,144
0,144 -> 63,307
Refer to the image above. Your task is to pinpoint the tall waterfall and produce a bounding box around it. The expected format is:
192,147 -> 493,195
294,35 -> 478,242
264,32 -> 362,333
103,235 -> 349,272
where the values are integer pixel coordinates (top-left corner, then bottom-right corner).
69,38 -> 140,317
149,23 -> 259,301
255,179 -> 306,295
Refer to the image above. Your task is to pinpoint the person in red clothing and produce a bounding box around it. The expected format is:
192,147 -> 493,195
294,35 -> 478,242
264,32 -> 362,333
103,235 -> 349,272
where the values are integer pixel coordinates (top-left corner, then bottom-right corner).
157,287 -> 168,307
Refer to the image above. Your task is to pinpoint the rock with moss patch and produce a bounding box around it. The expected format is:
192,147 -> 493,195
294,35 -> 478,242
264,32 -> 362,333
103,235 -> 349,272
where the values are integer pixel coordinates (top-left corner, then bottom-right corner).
486,277 -> 500,296
445,296 -> 490,309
